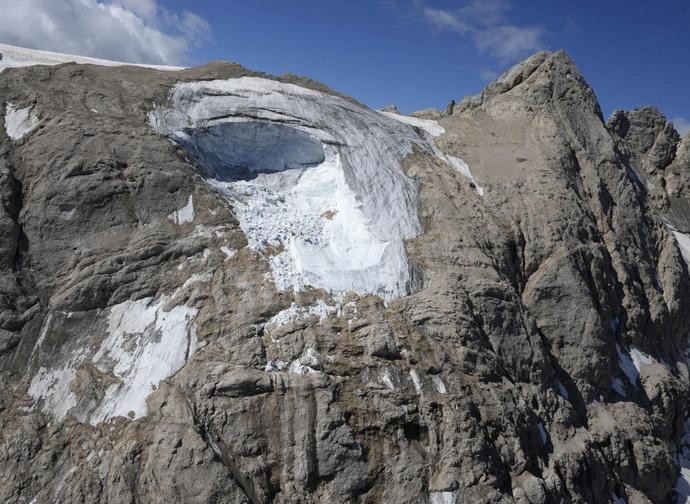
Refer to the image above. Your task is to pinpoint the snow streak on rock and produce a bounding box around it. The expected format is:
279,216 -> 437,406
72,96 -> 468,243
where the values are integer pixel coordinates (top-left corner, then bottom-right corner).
150,77 -> 427,300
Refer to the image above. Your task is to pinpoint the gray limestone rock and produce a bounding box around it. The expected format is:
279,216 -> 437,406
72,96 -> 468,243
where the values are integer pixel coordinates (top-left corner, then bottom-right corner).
0,48 -> 688,504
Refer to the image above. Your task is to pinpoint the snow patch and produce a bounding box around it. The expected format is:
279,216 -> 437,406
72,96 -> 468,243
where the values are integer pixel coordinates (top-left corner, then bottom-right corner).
445,155 -> 485,196
168,195 -> 194,224
180,272 -> 211,290
267,300 -> 337,327
288,360 -> 317,375
4,103 -> 39,140
87,296 -> 197,425
612,494 -> 627,504
429,491 -> 457,504
27,292 -> 198,425
410,369 -> 422,394
433,376 -> 447,394
31,313 -> 54,359
380,370 -> 396,390
265,347 -> 321,375
672,229 -> 690,269
28,365 -> 79,422
611,377 -> 626,397
617,343 -> 639,388
220,246 -> 236,259
630,347 -> 653,372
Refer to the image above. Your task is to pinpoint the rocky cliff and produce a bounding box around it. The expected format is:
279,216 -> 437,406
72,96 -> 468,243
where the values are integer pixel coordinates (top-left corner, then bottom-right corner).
1,46 -> 689,504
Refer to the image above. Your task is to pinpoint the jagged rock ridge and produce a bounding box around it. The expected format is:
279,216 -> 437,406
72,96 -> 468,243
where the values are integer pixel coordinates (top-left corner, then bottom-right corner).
0,44 -> 689,503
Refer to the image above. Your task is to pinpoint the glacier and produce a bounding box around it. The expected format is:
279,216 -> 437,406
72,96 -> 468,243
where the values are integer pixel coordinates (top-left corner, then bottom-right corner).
150,76 -> 429,300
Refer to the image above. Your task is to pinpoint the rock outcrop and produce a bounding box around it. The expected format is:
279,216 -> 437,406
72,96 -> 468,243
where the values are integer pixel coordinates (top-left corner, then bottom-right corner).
0,46 -> 689,504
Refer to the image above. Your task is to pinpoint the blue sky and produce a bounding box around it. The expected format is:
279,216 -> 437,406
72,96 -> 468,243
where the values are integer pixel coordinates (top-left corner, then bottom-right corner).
0,0 -> 688,134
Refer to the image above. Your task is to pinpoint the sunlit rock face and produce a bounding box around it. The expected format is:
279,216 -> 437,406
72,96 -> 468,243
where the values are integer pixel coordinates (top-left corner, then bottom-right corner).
4,44 -> 690,504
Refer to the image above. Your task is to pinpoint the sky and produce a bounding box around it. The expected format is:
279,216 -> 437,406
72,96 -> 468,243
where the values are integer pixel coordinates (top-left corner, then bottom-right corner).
0,0 -> 688,135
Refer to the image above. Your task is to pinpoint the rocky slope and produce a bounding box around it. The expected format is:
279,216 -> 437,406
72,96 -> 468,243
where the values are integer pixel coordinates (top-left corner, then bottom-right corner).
1,45 -> 689,503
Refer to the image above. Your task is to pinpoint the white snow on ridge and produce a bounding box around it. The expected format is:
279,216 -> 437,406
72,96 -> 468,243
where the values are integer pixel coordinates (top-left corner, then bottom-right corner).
379,110 -> 446,137
4,102 -> 39,140
151,76 -> 427,300
0,42 -> 184,73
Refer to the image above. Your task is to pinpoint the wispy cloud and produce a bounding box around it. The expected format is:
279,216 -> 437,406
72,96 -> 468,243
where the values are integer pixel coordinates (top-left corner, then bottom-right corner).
424,7 -> 471,32
672,117 -> 690,137
0,0 -> 211,65
479,67 -> 499,82
422,0 -> 545,61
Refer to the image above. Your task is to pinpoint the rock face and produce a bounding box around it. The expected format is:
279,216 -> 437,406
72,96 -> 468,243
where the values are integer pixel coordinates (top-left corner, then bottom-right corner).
0,47 -> 689,503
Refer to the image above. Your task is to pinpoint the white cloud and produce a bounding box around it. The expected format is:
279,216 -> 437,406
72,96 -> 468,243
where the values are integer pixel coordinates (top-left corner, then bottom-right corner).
672,117 -> 690,137
0,0 -> 210,65
479,67 -> 499,82
112,0 -> 157,19
424,7 -> 470,32
474,25 -> 544,60
422,0 -> 545,61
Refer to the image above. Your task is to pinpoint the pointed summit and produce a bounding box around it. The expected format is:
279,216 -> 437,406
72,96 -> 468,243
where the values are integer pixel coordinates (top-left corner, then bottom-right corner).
457,50 -> 603,121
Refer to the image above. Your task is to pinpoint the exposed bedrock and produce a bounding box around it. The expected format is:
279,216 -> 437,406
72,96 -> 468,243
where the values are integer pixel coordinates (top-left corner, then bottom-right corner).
0,49 -> 688,504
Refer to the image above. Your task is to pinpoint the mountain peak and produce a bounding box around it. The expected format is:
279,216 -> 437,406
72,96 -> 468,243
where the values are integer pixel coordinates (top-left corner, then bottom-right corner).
457,50 -> 602,121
